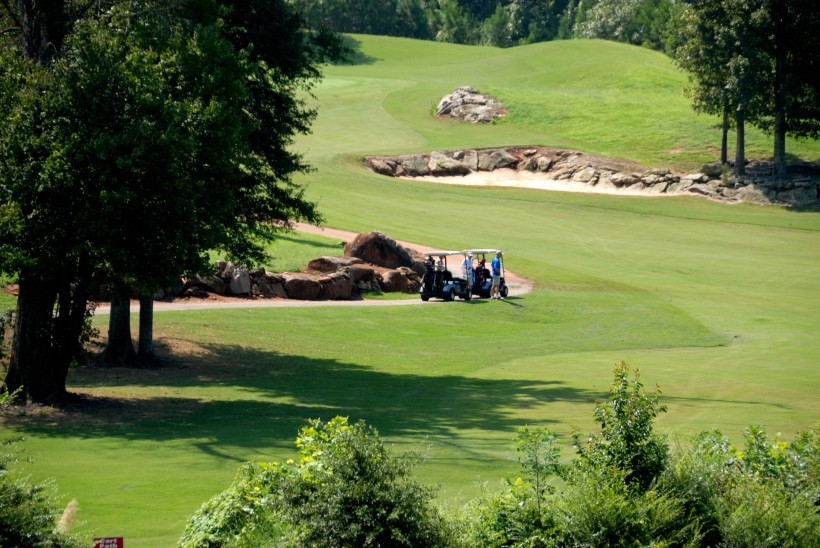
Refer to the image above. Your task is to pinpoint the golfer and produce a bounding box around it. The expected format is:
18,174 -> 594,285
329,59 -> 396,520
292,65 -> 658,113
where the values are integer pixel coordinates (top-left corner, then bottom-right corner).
461,252 -> 474,289
491,251 -> 504,299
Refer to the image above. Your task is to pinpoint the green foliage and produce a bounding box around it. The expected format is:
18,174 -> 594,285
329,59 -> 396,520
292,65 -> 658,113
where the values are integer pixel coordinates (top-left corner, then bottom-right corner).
673,0 -> 820,174
463,480 -> 558,547
554,469 -> 701,547
0,437 -> 82,548
179,463 -> 287,547
658,425 -> 820,547
0,309 -> 10,363
0,0 -> 340,400
290,0 -> 682,51
181,417 -> 452,547
514,426 -> 560,508
572,361 -> 668,491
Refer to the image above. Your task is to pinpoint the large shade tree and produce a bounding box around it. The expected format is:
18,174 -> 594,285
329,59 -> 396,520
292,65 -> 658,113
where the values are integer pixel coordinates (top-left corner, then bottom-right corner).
0,0 -> 340,402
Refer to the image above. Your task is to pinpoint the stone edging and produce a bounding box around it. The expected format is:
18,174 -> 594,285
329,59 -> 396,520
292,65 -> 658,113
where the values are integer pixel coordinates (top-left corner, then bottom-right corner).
365,146 -> 820,207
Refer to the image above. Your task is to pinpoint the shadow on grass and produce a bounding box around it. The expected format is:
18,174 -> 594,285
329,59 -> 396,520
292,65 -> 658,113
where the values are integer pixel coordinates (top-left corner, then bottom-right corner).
338,36 -> 379,66
8,341 -> 603,457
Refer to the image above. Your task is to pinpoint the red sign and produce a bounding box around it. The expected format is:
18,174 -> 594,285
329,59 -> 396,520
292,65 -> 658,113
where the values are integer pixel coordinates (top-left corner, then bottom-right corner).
93,538 -> 124,548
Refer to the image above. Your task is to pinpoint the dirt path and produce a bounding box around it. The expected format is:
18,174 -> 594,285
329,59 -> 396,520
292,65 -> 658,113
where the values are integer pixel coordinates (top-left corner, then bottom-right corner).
94,224 -> 532,314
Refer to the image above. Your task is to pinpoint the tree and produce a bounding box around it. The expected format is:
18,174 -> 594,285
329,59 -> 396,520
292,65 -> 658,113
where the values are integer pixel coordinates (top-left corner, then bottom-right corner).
756,0 -> 820,177
0,0 -> 338,400
480,4 -> 513,47
673,0 -> 763,176
506,0 -> 568,45
433,0 -> 477,44
675,0 -> 819,178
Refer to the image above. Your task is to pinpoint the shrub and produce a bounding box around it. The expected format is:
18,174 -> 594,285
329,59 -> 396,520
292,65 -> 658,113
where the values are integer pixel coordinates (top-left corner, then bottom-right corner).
178,462 -> 288,547
719,480 -> 820,547
275,417 -> 451,547
572,361 -> 668,491
658,425 -> 820,547
555,467 -> 701,547
180,416 -> 453,547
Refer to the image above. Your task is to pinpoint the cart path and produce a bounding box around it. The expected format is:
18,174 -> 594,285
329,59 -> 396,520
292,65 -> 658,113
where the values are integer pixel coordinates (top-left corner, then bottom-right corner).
94,224 -> 532,314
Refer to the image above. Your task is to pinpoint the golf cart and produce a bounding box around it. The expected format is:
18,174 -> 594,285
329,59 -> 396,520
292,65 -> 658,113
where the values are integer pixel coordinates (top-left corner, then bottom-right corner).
464,249 -> 508,299
419,251 -> 473,301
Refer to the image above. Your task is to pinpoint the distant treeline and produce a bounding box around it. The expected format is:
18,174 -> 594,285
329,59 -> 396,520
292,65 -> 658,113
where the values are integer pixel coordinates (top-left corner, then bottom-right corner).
287,0 -> 680,53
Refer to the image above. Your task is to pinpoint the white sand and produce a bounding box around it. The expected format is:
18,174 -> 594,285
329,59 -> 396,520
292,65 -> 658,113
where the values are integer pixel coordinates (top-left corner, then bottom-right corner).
403,168 -> 675,197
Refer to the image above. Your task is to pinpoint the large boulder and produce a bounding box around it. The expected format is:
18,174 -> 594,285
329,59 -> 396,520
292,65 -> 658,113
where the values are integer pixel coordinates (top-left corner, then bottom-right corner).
307,256 -> 365,273
183,274 -> 226,295
478,149 -> 518,171
347,265 -> 376,284
321,273 -> 354,300
283,273 -> 322,300
380,269 -> 408,293
428,152 -> 470,176
228,266 -> 251,295
400,155 -> 430,177
344,231 -> 425,276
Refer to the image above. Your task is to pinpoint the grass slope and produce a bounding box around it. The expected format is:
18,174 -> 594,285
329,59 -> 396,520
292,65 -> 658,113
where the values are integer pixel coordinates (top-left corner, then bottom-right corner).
2,36 -> 819,545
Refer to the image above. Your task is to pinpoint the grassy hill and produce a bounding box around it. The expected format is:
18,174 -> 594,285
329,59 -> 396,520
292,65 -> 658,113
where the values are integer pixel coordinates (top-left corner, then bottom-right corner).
2,35 -> 819,545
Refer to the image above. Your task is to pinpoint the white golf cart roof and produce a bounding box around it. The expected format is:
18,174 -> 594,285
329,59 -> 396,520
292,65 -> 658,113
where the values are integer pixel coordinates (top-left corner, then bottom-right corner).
462,249 -> 502,255
426,250 -> 465,256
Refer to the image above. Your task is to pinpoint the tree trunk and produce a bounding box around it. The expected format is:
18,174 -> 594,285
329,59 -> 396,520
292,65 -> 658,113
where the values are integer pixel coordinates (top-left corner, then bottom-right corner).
734,111 -> 745,177
4,276 -> 59,402
721,105 -> 729,166
102,285 -> 136,365
52,274 -> 90,395
138,293 -> 155,361
772,10 -> 787,180
16,0 -> 68,64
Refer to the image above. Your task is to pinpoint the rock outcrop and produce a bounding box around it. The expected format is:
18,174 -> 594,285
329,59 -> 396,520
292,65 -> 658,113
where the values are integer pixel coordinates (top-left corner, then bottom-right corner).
435,86 -> 507,124
168,232 -> 424,302
365,147 -> 820,208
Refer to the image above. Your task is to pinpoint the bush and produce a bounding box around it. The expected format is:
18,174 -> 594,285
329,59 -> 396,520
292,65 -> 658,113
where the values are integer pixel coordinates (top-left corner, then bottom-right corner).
555,467 -> 701,547
178,463 -> 288,547
572,361 -> 668,491
658,425 -> 820,547
180,416 -> 453,547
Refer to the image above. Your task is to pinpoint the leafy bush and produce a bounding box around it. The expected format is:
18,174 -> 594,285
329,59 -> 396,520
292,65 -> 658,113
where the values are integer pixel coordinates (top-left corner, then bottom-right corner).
554,467 -> 701,547
572,361 -> 668,491
659,425 -> 820,547
0,437 -> 82,547
178,462 -> 287,547
180,416 -> 452,547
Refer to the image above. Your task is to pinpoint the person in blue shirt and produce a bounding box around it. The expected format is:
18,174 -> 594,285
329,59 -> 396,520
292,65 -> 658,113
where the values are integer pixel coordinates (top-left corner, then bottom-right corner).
491,251 -> 504,299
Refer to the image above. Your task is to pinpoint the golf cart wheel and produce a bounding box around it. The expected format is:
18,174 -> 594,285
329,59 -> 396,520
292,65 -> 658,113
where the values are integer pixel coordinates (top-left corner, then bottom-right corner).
500,285 -> 509,298
463,290 -> 472,301
447,288 -> 456,301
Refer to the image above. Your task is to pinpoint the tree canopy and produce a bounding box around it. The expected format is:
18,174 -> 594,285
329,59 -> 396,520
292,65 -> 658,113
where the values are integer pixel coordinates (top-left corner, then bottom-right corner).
0,0 -> 341,402
288,0 -> 680,50
673,0 -> 820,177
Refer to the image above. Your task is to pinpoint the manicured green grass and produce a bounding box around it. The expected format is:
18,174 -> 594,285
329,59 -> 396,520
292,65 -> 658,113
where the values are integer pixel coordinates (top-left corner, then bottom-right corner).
2,35 -> 819,545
